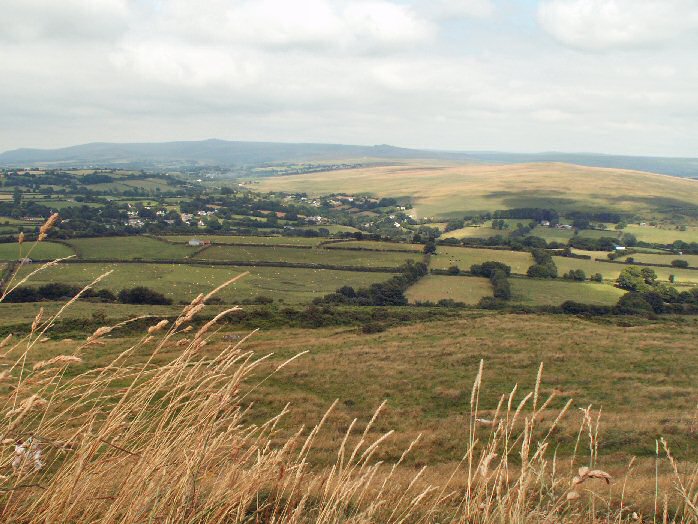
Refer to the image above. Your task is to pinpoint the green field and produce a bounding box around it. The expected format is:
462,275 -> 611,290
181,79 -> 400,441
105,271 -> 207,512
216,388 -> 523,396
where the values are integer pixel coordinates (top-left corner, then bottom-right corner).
405,275 -> 491,304
620,253 -> 698,267
530,225 -> 575,242
624,224 -> 698,244
510,278 -> 625,306
0,302 -> 187,326
577,229 -> 621,239
325,240 -> 422,252
161,235 -> 328,246
256,162 -> 698,219
67,236 -> 197,260
553,256 -> 698,284
305,224 -> 360,233
196,245 -> 419,268
12,263 -> 394,304
431,246 -> 533,274
0,241 -> 75,261
440,226 -> 505,239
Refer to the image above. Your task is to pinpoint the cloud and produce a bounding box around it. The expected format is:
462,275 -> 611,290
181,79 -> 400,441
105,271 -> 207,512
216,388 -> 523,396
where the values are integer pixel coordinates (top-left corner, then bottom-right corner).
0,0 -> 130,42
0,0 -> 697,156
538,0 -> 698,51
422,0 -> 495,19
153,0 -> 432,51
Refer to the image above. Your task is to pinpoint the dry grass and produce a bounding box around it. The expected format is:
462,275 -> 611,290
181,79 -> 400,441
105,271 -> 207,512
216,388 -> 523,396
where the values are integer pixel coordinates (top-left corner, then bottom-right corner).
255,161 -> 698,219
0,232 -> 696,522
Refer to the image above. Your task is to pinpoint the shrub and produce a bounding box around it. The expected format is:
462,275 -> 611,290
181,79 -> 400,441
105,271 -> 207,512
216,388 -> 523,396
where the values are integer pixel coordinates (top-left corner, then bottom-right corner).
470,261 -> 511,278
527,262 -> 557,279
477,296 -> 506,309
590,273 -> 603,282
562,269 -> 586,281
561,301 -> 613,315
117,286 -> 172,305
361,321 -> 386,334
671,259 -> 689,268
447,265 -> 460,275
490,269 -> 511,300
615,292 -> 654,315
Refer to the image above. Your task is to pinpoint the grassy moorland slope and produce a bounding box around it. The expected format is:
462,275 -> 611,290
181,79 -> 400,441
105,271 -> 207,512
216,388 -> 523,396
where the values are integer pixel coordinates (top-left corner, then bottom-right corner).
7,308 -> 696,521
257,162 -> 698,219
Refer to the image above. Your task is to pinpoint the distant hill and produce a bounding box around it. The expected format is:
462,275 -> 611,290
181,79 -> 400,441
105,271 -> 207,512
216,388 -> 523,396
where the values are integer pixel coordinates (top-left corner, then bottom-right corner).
460,151 -> 698,179
0,139 -> 440,169
1,139 -> 696,178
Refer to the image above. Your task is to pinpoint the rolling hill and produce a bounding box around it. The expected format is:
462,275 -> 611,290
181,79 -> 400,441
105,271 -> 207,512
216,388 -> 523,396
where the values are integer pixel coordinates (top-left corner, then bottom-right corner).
1,139 -> 697,178
256,162 -> 698,219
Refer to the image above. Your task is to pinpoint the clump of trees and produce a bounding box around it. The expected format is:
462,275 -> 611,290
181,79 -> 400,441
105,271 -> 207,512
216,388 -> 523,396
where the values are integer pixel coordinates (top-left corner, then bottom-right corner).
317,261 -> 428,306
4,283 -> 172,305
526,249 -> 558,279
118,287 -> 172,305
4,283 -> 115,303
562,269 -> 586,281
471,261 -> 512,301
610,265 -> 698,315
616,266 -> 658,293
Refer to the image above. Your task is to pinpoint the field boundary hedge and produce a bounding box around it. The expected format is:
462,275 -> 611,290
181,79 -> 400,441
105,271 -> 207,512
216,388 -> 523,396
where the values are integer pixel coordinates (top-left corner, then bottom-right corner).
323,245 -> 421,254
21,258 -> 402,273
595,258 -> 698,271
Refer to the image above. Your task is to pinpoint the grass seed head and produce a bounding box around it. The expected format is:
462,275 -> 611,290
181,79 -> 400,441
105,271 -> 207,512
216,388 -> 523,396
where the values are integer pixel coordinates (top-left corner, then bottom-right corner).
32,355 -> 83,371
147,319 -> 169,334
39,213 -> 60,239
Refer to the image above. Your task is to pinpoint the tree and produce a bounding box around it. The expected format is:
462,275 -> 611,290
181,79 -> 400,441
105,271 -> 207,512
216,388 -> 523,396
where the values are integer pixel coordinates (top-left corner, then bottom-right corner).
615,292 -> 653,315
470,261 -> 511,278
527,263 -> 557,278
447,265 -> 460,275
671,259 -> 689,268
118,287 -> 172,305
563,269 -> 586,281
12,187 -> 22,207
423,240 -> 437,255
616,266 -> 657,292
621,233 -> 637,247
590,273 -> 603,282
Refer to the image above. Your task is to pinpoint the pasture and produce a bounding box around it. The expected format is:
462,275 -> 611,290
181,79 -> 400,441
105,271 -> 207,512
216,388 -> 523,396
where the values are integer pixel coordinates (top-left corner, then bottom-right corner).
405,275 -> 491,304
161,235 -> 328,246
621,253 -> 698,267
530,225 -> 575,242
11,262 -> 394,304
577,229 -> 621,239
430,246 -> 533,274
510,278 -> 625,306
256,161 -> 698,219
440,225 -> 506,239
325,240 -> 422,251
195,245 -> 419,268
553,256 -> 698,285
66,236 -> 197,260
624,224 -> 698,244
0,241 -> 75,261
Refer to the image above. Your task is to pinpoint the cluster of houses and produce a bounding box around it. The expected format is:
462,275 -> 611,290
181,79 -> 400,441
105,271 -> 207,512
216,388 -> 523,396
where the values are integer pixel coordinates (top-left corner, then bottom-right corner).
187,239 -> 212,247
539,220 -> 573,230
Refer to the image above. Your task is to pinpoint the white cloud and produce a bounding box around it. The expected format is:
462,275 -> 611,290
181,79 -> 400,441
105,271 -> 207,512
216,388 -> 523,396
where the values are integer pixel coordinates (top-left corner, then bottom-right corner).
422,0 -> 495,19
538,0 -> 698,51
153,0 -> 432,51
0,0 -> 130,42
0,0 -> 697,156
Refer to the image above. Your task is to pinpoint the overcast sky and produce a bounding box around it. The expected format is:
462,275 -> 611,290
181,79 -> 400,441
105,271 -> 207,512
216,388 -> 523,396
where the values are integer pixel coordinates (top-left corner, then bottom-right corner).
1,0 -> 697,156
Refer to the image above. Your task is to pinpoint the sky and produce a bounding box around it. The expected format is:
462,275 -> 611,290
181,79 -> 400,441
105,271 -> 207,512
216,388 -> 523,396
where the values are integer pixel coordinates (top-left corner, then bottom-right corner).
1,0 -> 697,156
